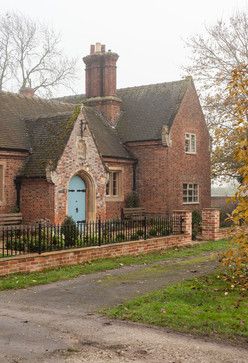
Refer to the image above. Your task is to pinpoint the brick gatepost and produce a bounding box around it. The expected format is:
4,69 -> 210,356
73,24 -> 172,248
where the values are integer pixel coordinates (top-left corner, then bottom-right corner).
173,210 -> 192,241
202,208 -> 220,241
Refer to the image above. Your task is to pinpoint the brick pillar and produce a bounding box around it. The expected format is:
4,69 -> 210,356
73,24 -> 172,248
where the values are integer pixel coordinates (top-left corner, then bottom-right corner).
173,210 -> 192,241
202,208 -> 220,241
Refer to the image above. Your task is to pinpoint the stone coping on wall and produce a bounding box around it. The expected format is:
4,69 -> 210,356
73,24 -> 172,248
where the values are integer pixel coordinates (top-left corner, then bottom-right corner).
0,234 -> 192,277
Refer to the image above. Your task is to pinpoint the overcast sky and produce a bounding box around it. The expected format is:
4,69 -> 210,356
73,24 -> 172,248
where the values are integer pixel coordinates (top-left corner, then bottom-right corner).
1,0 -> 247,96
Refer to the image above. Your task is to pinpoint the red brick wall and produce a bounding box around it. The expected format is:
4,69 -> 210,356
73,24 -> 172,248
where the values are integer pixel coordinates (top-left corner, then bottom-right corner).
127,82 -> 211,215
202,208 -> 220,240
217,227 -> 233,239
211,196 -> 236,209
0,234 -> 192,276
127,141 -> 169,214
0,150 -> 28,214
167,83 -> 211,212
105,159 -> 134,219
20,178 -> 55,223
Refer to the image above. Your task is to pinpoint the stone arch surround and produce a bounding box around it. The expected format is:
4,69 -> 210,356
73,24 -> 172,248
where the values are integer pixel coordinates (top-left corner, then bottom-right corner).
71,169 -> 96,221
51,109 -> 107,224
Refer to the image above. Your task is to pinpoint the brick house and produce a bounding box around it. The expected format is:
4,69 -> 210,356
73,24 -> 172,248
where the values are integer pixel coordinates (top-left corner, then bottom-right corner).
0,43 -> 211,224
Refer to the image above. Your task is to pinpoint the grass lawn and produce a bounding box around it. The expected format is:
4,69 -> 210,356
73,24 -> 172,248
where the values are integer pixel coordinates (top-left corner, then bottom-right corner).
103,273 -> 248,343
0,239 -> 228,291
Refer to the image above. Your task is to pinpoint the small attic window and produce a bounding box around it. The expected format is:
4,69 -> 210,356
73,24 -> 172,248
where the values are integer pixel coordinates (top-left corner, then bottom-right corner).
185,133 -> 196,154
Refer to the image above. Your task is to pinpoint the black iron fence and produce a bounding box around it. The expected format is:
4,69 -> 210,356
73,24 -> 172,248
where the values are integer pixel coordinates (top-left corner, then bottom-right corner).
0,215 -> 183,258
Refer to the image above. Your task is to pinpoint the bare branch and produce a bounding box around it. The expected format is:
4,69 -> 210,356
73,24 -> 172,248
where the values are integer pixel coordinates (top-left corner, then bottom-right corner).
0,11 -> 78,95
183,11 -> 248,180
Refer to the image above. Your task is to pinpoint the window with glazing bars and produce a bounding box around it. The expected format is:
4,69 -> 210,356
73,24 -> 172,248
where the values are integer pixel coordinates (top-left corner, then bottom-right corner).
106,171 -> 120,197
183,183 -> 199,203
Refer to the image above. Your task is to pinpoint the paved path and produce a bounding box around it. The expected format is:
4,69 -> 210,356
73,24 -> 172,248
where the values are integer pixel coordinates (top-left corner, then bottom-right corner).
0,253 -> 248,362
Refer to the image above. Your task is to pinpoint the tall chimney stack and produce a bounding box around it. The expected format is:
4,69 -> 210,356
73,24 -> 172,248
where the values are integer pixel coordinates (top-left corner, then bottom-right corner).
83,43 -> 122,127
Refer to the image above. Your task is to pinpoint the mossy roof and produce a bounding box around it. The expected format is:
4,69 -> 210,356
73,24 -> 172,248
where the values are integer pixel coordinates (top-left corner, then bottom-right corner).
84,107 -> 131,159
0,79 -> 190,177
55,79 -> 190,142
21,111 -> 78,177
0,91 -> 74,151
116,79 -> 189,142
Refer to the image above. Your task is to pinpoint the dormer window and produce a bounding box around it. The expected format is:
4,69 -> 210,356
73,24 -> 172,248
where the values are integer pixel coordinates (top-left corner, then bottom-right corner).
185,133 -> 196,154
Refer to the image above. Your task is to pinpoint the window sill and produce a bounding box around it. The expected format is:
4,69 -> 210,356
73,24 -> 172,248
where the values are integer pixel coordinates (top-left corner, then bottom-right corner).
106,195 -> 124,202
185,152 -> 197,155
183,202 -> 199,205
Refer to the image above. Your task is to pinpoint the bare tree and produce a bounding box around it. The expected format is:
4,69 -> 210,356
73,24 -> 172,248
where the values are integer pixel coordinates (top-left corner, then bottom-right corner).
0,11 -> 78,96
184,12 -> 248,179
0,14 -> 13,90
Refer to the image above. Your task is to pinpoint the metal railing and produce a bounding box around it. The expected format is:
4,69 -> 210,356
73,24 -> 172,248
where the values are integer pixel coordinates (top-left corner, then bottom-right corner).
0,215 -> 183,258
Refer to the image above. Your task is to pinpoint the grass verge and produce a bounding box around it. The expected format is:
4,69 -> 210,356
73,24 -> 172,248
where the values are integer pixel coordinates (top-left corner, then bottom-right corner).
103,273 -> 248,343
0,239 -> 228,291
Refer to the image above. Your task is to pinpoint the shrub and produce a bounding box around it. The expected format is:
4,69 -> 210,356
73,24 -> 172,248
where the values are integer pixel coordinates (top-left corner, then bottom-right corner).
220,201 -> 236,227
192,210 -> 202,240
125,191 -> 140,208
136,229 -> 144,237
222,65 -> 248,289
159,228 -> 170,236
116,233 -> 125,242
61,216 -> 78,247
5,239 -> 24,252
130,233 -> 139,241
149,228 -> 158,237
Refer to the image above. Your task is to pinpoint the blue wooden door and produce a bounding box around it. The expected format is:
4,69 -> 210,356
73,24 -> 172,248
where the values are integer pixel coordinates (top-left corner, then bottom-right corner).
68,176 -> 86,223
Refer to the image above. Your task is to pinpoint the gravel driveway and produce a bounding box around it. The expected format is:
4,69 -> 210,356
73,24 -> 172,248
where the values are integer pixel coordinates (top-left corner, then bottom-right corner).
0,253 -> 248,362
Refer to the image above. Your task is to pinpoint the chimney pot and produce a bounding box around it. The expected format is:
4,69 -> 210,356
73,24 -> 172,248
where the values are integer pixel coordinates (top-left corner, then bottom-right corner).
95,42 -> 101,53
90,44 -> 95,54
19,87 -> 35,97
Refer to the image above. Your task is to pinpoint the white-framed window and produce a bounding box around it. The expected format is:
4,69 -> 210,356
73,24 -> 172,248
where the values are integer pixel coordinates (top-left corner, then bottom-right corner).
106,171 -> 121,197
183,183 -> 199,204
0,165 -> 4,203
185,133 -> 196,153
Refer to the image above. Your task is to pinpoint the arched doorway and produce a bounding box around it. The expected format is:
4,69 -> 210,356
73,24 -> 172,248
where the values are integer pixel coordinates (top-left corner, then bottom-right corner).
68,175 -> 86,223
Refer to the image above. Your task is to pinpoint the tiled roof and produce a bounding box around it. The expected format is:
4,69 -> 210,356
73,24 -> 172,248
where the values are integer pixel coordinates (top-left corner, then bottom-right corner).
116,79 -> 189,142
20,106 -> 131,177
21,112 -> 76,177
0,79 -> 190,177
0,91 -> 74,150
55,79 -> 190,142
84,107 -> 131,159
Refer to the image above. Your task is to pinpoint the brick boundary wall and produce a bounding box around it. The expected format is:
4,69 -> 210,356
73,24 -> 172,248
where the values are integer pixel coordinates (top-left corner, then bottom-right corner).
202,208 -> 236,241
217,226 -> 245,240
0,234 -> 192,277
217,227 -> 235,240
173,210 -> 192,236
202,208 -> 220,241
